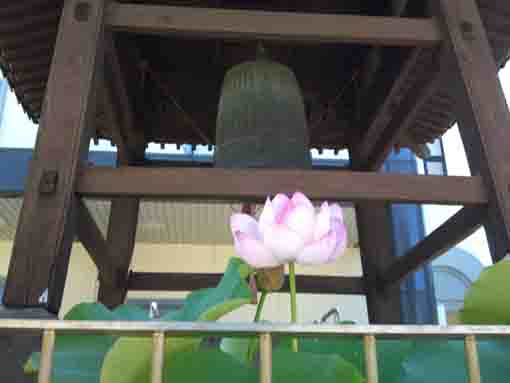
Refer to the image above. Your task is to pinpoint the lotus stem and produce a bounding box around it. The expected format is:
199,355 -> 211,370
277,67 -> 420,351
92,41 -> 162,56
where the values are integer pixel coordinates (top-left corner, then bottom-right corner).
247,291 -> 268,362
254,291 -> 267,322
289,262 -> 299,352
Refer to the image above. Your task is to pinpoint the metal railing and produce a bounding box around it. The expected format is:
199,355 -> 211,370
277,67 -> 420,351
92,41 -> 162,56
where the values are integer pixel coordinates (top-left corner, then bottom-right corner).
1,320 -> 509,383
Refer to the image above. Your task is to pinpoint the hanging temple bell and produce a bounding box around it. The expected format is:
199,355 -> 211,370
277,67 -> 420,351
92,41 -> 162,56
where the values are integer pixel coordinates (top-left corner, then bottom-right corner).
214,47 -> 312,169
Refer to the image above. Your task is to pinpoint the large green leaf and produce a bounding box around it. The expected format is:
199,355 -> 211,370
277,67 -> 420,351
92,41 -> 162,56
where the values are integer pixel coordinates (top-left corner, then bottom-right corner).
158,348 -> 363,383
277,336 -> 412,383
272,349 -> 365,383
460,260 -> 510,325
163,349 -> 256,383
219,320 -> 274,365
400,339 -> 510,383
100,258 -> 255,383
24,303 -> 149,383
162,257 -> 254,322
220,336 -> 254,365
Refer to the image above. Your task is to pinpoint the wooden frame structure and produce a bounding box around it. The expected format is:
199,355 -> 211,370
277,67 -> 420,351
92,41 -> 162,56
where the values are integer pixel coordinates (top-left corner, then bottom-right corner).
2,0 -> 510,324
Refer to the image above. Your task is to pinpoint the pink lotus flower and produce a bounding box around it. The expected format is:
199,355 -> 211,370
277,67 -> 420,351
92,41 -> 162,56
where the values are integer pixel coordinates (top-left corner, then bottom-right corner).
230,192 -> 347,268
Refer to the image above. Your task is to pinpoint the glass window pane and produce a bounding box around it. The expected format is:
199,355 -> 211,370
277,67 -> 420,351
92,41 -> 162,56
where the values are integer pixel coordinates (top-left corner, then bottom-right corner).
426,139 -> 444,157
425,160 -> 445,175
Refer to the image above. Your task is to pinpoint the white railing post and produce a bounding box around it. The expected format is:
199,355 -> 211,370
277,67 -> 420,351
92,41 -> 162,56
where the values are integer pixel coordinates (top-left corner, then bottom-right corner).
151,331 -> 166,383
464,335 -> 481,383
363,334 -> 379,383
38,329 -> 56,383
259,333 -> 272,383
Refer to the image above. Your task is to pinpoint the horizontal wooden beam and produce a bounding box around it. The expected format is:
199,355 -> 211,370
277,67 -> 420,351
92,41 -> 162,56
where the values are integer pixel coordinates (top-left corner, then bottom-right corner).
380,206 -> 486,288
76,200 -> 117,288
128,272 -> 365,295
76,166 -> 487,205
106,3 -> 441,47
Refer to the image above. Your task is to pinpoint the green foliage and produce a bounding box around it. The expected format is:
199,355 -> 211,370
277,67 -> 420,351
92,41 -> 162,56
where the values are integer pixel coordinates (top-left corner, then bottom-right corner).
162,257 -> 254,322
24,303 -> 149,382
272,349 -> 364,383
400,259 -> 510,382
220,336 -> 254,365
460,260 -> 510,325
399,339 -> 510,382
162,349 -> 256,383
24,258 -> 510,383
277,336 -> 413,383
158,348 -> 365,383
100,257 -> 255,383
24,258 -> 255,383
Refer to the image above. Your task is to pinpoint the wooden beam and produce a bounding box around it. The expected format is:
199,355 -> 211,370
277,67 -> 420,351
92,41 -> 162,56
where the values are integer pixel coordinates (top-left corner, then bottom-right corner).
455,97 -> 509,264
96,113 -> 142,308
76,199 -> 118,288
96,26 -> 145,308
355,202 -> 402,323
98,196 -> 139,308
128,272 -> 365,295
434,0 -> 510,261
103,33 -> 145,161
380,206 -> 486,289
355,49 -> 442,171
77,166 -> 487,206
3,0 -> 106,313
105,3 -> 441,47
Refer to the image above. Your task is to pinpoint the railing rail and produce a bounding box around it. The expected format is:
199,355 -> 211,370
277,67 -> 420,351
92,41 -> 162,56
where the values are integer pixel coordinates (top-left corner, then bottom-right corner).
1,320 -> 508,383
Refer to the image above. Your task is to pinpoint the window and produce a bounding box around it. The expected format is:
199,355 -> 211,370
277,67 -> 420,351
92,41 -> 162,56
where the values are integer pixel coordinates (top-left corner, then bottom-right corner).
423,138 -> 447,176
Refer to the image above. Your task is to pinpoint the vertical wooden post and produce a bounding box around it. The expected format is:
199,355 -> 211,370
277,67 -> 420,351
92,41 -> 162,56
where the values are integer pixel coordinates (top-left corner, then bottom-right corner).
97,35 -> 144,308
97,190 -> 140,308
355,202 -> 402,323
352,77 -> 402,324
3,0 -> 106,313
434,0 -> 510,262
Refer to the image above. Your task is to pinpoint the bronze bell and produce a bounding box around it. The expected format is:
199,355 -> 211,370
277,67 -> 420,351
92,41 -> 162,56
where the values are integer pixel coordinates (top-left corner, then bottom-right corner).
214,49 -> 311,169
